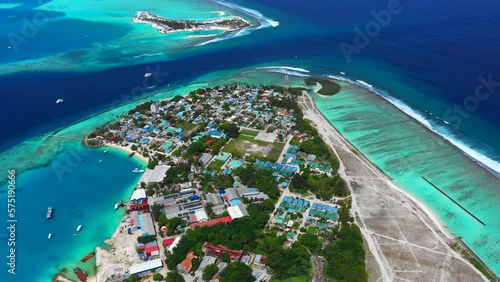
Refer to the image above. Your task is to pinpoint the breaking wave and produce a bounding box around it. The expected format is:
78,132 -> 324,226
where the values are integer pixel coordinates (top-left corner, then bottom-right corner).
196,0 -> 279,46
326,75 -> 500,176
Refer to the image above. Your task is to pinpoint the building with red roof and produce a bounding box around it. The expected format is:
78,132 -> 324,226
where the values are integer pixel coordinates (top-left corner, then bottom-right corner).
163,238 -> 176,246
177,251 -> 199,273
145,245 -> 159,256
202,242 -> 243,261
189,216 -> 232,229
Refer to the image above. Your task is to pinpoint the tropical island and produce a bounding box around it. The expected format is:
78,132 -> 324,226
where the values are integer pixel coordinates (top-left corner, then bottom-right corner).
305,77 -> 341,96
83,83 -> 367,282
133,11 -> 253,34
77,81 -> 492,282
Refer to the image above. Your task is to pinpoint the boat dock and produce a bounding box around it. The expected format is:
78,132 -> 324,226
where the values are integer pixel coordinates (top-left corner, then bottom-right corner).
421,176 -> 485,226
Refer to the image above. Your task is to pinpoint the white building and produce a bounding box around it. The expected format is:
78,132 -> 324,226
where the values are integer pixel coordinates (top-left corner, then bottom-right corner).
147,164 -> 171,184
150,102 -> 161,113
227,204 -> 249,219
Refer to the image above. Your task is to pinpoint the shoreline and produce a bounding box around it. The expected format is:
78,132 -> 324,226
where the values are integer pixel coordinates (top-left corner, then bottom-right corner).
303,90 -> 453,238
103,142 -> 149,164
299,91 -> 492,281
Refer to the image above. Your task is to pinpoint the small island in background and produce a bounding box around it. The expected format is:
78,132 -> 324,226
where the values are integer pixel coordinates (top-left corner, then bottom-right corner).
133,11 -> 253,34
305,77 -> 341,96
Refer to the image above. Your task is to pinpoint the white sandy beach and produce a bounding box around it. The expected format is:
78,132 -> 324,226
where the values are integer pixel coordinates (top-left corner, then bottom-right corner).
104,143 -> 149,164
299,92 -> 488,281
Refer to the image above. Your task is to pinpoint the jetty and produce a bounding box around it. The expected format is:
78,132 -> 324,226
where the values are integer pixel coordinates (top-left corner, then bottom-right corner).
421,176 -> 485,226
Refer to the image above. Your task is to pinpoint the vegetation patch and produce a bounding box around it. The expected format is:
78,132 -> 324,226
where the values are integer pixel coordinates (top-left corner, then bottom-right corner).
175,122 -> 197,131
222,135 -> 284,162
207,159 -> 226,171
305,77 -> 341,96
240,129 -> 260,137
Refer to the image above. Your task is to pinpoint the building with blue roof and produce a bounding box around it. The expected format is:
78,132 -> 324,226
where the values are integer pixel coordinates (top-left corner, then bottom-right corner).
207,130 -> 226,139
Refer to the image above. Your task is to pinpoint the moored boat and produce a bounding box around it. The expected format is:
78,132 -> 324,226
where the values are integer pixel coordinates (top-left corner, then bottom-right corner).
103,149 -> 109,154
132,168 -> 145,173
76,225 -> 83,232
48,233 -> 52,239
74,267 -> 87,282
128,152 -> 136,158
81,251 -> 96,262
47,207 -> 53,219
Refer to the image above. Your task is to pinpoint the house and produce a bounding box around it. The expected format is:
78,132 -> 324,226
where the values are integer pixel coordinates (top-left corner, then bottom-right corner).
177,251 -> 199,273
227,204 -> 249,219
253,254 -> 267,266
202,242 -> 243,261
200,153 -> 214,167
224,188 -> 241,206
150,102 -> 161,113
129,189 -> 148,211
191,210 -> 209,223
199,255 -> 217,271
190,216 -> 233,229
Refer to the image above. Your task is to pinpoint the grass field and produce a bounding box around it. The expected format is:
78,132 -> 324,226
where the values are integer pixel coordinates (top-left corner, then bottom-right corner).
207,159 -> 226,171
240,129 -> 260,137
175,122 -> 197,131
222,135 -> 284,162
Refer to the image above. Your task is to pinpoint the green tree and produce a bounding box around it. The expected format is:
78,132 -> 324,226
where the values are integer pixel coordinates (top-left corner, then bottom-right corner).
166,271 -> 185,282
220,262 -> 254,282
128,273 -> 141,281
153,273 -> 164,281
202,263 -> 219,281
131,144 -> 138,151
220,252 -> 231,263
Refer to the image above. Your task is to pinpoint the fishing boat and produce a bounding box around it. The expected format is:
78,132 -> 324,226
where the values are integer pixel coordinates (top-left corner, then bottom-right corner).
76,225 -> 83,232
74,268 -> 87,282
103,149 -> 109,154
81,251 -> 96,262
47,207 -> 53,219
48,233 -> 52,239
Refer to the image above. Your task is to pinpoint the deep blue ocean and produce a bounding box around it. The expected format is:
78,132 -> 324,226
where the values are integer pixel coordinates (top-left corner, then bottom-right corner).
1,0 -> 500,280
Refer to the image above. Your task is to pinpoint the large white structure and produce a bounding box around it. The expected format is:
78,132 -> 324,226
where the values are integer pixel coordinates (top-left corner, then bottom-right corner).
167,237 -> 182,254
147,164 -> 171,184
130,189 -> 147,202
150,102 -> 161,113
129,258 -> 163,275
227,204 -> 249,219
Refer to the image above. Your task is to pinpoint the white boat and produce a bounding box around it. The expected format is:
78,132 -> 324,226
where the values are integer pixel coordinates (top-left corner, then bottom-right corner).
144,72 -> 152,78
132,168 -> 145,173
76,225 -> 82,232
103,149 -> 109,154
56,98 -> 64,104
48,233 -> 52,239
340,71 -> 345,75
114,203 -> 119,210
99,160 -> 103,163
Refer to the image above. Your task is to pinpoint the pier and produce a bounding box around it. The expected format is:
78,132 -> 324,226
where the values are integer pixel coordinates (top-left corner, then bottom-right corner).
422,176 -> 485,226
43,134 -> 84,141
